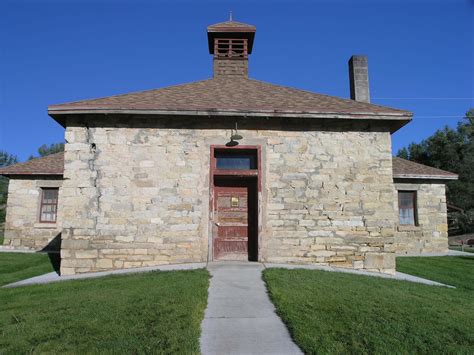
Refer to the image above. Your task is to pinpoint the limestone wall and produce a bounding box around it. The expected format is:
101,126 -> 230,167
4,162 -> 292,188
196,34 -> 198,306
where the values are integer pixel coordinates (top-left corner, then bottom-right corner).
60,116 -> 398,275
393,181 -> 448,254
3,177 -> 62,250
264,129 -> 396,273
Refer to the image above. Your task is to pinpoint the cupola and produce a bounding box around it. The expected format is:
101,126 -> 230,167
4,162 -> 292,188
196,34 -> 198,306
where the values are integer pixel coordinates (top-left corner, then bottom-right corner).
207,17 -> 256,78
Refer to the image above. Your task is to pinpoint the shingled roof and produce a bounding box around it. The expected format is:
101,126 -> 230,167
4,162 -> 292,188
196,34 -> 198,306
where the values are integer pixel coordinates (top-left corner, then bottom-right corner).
0,152 -> 64,177
207,20 -> 256,32
48,78 -> 412,126
0,152 -> 457,181
392,157 -> 458,180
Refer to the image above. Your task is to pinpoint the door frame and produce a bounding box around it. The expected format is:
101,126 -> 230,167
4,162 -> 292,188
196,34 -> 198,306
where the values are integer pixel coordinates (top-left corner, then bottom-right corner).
209,145 -> 262,261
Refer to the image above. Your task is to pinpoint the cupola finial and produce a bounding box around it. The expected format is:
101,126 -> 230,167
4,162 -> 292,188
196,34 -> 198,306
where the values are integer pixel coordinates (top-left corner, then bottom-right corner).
229,11 -> 233,21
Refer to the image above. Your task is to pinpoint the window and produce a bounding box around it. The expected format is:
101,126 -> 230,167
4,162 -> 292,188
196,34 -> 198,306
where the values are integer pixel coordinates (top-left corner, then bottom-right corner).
40,188 -> 59,223
215,149 -> 257,170
398,191 -> 417,225
214,38 -> 248,58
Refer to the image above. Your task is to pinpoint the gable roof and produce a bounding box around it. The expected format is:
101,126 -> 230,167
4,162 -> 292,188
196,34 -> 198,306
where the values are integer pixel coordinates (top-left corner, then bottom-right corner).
0,152 -> 458,181
48,77 -> 412,128
392,157 -> 458,180
0,152 -> 64,177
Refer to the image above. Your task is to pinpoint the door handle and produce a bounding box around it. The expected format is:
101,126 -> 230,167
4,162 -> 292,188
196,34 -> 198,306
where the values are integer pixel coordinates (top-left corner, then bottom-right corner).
215,222 -> 220,227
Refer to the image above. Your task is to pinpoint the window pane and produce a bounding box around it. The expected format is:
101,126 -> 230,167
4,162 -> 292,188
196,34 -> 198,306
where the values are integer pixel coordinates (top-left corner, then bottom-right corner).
399,208 -> 415,225
215,151 -> 257,170
43,189 -> 58,203
40,188 -> 58,222
398,191 -> 416,225
41,211 -> 57,222
399,194 -> 413,208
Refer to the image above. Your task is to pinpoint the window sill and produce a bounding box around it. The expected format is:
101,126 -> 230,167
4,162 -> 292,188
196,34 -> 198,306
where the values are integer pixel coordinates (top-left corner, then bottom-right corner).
397,225 -> 422,232
34,223 -> 58,229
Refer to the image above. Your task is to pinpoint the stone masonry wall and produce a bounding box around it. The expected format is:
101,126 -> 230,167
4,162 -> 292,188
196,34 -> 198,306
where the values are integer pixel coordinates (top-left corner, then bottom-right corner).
61,116 -> 398,275
213,59 -> 248,78
393,181 -> 448,254
3,177 -> 62,250
263,130 -> 396,273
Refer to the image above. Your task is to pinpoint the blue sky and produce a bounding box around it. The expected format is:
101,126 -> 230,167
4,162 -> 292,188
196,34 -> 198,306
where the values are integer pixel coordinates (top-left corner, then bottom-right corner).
1,0 -> 473,161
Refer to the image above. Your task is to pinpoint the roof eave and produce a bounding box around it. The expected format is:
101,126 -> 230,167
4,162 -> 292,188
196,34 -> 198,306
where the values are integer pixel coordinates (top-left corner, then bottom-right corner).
207,27 -> 256,33
0,172 -> 63,178
48,107 -> 412,118
48,107 -> 412,130
393,174 -> 458,180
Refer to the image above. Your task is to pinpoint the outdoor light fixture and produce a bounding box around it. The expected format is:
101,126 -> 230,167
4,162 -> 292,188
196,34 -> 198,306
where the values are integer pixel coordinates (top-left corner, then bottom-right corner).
226,122 -> 242,146
230,122 -> 243,141
226,139 -> 239,147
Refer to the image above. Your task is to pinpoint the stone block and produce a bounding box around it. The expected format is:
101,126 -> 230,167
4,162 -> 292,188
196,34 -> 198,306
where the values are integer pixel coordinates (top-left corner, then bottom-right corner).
96,259 -> 113,268
364,253 -> 384,269
75,250 -> 98,259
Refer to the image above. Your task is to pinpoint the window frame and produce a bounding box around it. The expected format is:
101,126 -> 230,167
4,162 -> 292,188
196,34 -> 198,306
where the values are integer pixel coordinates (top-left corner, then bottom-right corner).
214,149 -> 258,170
39,187 -> 59,223
214,38 -> 248,59
398,190 -> 418,226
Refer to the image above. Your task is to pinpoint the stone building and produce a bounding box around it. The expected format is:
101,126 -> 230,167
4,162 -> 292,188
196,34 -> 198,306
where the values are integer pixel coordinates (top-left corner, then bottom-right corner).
0,20 -> 458,275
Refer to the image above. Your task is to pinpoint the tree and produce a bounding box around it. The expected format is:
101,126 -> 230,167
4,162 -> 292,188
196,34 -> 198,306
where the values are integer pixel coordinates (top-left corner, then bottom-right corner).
38,143 -> 64,157
397,109 -> 474,233
0,151 -> 18,224
0,151 -> 18,167
397,147 -> 409,160
28,142 -> 64,160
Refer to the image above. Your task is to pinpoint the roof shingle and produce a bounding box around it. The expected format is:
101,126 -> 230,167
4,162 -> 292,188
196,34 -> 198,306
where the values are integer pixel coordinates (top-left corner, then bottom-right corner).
392,157 -> 458,180
48,78 -> 412,118
0,152 -> 64,176
207,20 -> 256,32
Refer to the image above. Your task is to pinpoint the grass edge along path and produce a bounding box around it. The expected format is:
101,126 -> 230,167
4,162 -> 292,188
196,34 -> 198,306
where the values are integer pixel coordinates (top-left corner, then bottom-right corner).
263,264 -> 473,354
397,255 -> 474,290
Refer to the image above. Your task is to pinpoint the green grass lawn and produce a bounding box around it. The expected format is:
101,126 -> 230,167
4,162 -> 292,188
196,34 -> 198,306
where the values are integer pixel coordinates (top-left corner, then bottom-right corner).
264,258 -> 474,354
0,269 -> 209,353
397,256 -> 474,290
0,252 -> 55,286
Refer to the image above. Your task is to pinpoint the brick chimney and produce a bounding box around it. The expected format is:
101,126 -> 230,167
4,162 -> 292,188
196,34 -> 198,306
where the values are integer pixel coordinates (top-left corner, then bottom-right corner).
207,19 -> 256,78
348,55 -> 370,103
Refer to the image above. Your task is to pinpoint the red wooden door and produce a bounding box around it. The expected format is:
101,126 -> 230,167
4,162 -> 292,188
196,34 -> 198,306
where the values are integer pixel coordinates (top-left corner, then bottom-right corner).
213,186 -> 249,260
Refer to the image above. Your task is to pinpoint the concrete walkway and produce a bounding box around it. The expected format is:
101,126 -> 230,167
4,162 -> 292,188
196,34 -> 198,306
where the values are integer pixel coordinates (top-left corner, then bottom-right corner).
397,250 -> 473,257
264,263 -> 456,288
5,257 -> 460,289
200,262 -> 302,355
0,246 -> 36,253
3,262 -> 206,288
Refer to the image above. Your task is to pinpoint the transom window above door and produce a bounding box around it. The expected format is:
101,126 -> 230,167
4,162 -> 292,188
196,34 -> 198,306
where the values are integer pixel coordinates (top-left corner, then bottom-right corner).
214,149 -> 257,170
